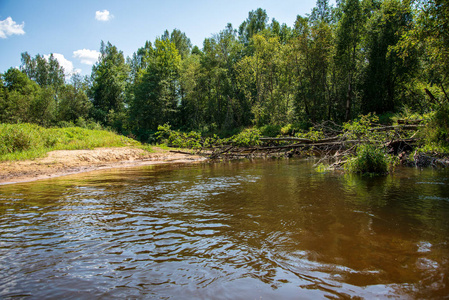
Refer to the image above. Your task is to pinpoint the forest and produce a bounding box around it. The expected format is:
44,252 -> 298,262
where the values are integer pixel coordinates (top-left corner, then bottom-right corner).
1,0 -> 448,147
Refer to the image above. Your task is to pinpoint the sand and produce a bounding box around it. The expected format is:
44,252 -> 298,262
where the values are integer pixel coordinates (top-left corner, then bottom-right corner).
0,147 -> 207,185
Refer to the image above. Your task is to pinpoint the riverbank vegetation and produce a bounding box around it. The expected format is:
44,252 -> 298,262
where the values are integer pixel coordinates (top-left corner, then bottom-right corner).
1,0 -> 449,174
0,123 -> 141,161
155,112 -> 449,174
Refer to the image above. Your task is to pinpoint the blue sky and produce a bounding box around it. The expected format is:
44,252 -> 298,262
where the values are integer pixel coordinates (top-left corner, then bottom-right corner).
0,0 -> 332,77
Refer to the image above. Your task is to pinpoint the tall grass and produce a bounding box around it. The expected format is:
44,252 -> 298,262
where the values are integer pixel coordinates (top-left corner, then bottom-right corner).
0,123 -> 142,161
344,144 -> 395,175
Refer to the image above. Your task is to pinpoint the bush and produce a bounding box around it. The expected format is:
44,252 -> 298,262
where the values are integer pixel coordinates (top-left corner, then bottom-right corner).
259,124 -> 281,137
344,144 -> 394,175
229,128 -> 261,147
0,123 -> 46,155
342,113 -> 379,140
156,125 -> 262,149
0,123 -> 141,161
280,124 -> 293,136
423,103 -> 449,147
156,124 -> 202,149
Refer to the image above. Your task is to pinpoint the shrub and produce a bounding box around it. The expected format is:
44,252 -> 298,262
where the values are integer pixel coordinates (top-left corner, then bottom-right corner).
229,128 -> 261,147
295,128 -> 325,141
280,124 -> 293,136
0,123 -> 45,155
342,113 -> 379,140
344,144 -> 394,175
423,103 -> 449,147
259,124 -> 281,137
0,123 -> 141,161
156,124 -> 202,149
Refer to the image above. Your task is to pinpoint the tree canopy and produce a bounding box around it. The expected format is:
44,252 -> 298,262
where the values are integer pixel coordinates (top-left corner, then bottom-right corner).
1,0 -> 448,142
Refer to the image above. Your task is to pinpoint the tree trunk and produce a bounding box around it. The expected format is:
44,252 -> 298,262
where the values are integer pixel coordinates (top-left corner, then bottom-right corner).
345,78 -> 352,121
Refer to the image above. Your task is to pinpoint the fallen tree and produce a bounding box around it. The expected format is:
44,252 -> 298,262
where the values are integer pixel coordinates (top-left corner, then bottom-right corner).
156,114 -> 449,173
207,123 -> 421,165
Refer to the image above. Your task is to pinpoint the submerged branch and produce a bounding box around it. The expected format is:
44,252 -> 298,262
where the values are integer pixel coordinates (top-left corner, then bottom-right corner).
205,123 -> 427,170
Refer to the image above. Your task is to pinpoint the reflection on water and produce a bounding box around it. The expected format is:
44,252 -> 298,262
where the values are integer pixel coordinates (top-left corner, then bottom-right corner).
1,159 -> 449,299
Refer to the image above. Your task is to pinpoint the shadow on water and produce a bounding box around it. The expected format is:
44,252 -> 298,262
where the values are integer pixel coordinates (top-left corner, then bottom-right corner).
0,159 -> 448,299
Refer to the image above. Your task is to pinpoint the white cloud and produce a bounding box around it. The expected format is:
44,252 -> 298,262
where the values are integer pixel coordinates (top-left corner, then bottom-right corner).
73,49 -> 100,65
0,17 -> 25,38
95,10 -> 113,21
44,53 -> 81,78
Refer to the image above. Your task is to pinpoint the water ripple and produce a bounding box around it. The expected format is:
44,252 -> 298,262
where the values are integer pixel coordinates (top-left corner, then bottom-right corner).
0,161 -> 448,298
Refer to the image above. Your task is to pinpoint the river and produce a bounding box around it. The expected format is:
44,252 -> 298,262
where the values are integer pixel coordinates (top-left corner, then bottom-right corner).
1,159 -> 448,299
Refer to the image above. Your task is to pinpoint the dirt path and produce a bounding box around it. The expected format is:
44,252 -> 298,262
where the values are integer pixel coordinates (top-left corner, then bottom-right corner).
0,147 -> 207,185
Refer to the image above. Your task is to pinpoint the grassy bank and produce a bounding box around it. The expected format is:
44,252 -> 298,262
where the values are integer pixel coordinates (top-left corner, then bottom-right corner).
0,123 -> 143,161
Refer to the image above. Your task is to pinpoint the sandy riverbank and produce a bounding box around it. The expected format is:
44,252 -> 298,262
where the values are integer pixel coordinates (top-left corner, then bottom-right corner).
0,147 -> 207,185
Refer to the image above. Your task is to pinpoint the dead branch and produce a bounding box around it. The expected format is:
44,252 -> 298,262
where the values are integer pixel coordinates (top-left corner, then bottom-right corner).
369,124 -> 424,132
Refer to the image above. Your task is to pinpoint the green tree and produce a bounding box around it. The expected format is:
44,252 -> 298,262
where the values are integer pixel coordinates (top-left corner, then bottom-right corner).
236,34 -> 285,125
398,0 -> 449,103
90,41 -> 129,129
162,29 -> 192,59
58,74 -> 92,123
0,68 -> 39,124
362,0 -> 417,114
178,53 -> 204,129
290,14 -> 334,123
335,0 -> 364,121
128,41 -> 154,83
30,86 -> 57,126
130,39 -> 181,140
20,52 -> 65,91
239,8 -> 269,45
310,0 -> 333,23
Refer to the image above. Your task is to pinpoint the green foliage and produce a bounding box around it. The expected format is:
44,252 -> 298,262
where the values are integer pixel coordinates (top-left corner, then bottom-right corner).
156,124 -> 202,149
90,41 -> 129,128
58,79 -> 92,123
295,128 -> 325,141
238,8 -> 268,45
0,123 -> 53,156
392,106 -> 431,124
0,123 -> 140,161
1,66 -> 94,130
1,68 -> 39,124
280,124 -> 293,136
342,113 -> 381,140
156,124 -> 262,149
162,29 -> 192,59
422,103 -> 449,148
361,0 -> 417,114
259,124 -> 281,137
130,38 -> 181,135
20,52 -> 65,90
229,128 -> 261,147
57,118 -> 103,131
344,144 -> 394,175
378,112 -> 395,125
3,2 -> 449,148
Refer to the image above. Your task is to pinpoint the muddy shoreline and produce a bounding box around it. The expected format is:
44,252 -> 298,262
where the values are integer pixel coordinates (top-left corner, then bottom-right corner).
0,147 -> 207,185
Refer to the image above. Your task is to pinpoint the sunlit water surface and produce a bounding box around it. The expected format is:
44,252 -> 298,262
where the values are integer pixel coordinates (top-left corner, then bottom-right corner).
1,159 -> 449,299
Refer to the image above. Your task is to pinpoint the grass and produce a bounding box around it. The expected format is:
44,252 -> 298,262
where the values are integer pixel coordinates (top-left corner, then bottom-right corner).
0,123 -> 145,161
344,144 -> 395,175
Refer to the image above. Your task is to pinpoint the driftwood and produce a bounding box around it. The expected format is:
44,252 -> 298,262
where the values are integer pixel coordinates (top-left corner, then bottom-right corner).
170,150 -> 196,155
191,122 -> 449,170
260,136 -> 341,144
369,124 -> 423,132
397,119 -> 423,125
208,139 -> 372,160
413,152 -> 449,168
204,123 -> 428,166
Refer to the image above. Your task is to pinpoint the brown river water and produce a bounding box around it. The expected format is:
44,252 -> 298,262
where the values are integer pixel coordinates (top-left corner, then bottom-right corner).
1,159 -> 449,299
